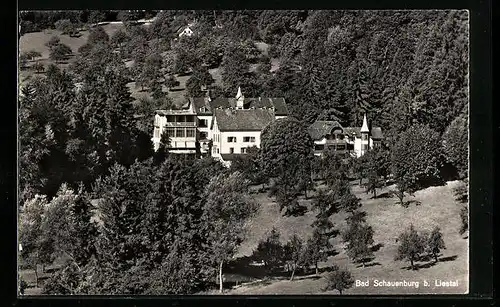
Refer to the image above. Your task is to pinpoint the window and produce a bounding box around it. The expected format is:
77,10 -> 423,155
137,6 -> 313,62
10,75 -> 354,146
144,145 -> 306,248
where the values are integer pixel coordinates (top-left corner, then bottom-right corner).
186,128 -> 195,138
336,144 -> 346,150
229,147 -> 234,154
243,136 -> 256,142
217,148 -> 220,154
213,146 -> 217,154
241,147 -> 247,153
176,128 -> 185,138
227,136 -> 237,143
200,132 -> 208,139
314,144 -> 324,151
361,133 -> 369,141
166,127 -> 175,138
199,119 -> 208,127
154,127 -> 160,138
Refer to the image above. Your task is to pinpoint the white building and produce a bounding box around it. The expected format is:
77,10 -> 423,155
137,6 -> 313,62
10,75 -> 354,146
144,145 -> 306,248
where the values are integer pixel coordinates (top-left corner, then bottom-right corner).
176,23 -> 195,38
152,101 -> 197,159
211,108 -> 275,166
308,114 -> 383,158
153,87 -> 289,164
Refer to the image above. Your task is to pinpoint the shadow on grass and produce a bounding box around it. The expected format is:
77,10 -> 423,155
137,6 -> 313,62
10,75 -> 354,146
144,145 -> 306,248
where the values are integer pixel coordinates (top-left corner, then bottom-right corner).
399,200 -> 422,207
371,243 -> 384,252
355,262 -> 381,268
401,255 -> 458,270
439,255 -> 459,262
326,249 -> 340,257
283,204 -> 308,217
373,192 -> 392,199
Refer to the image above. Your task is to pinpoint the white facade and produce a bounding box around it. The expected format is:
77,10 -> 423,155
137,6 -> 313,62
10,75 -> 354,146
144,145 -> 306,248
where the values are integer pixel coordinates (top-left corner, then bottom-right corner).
153,87 -> 288,162
211,116 -> 264,164
152,107 -> 197,155
178,26 -> 193,37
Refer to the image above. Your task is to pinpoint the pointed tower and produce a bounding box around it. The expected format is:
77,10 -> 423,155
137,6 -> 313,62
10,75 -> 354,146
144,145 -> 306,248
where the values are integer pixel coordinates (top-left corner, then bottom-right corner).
360,114 -> 370,156
236,86 -> 244,109
361,114 -> 369,133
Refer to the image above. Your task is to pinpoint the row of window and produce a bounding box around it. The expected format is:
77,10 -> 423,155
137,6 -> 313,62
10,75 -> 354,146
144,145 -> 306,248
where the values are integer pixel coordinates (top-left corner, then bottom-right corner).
154,127 -> 196,138
228,136 -> 255,143
313,143 -> 372,151
212,147 -> 249,154
314,144 -> 351,151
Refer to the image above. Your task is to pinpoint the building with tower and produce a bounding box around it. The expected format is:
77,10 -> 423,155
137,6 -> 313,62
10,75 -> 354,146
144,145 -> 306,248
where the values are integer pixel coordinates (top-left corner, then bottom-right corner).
308,114 -> 383,158
152,87 -> 289,164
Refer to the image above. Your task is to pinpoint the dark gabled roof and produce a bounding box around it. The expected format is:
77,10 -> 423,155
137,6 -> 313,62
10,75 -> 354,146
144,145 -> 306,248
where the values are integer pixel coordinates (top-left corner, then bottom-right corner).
309,120 -> 384,140
213,108 -> 275,131
343,127 -> 384,139
308,121 -> 343,140
192,97 -> 212,115
193,97 -> 289,116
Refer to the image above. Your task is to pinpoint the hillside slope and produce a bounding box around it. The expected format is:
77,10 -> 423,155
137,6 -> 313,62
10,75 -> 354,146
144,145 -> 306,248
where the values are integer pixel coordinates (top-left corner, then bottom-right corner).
227,180 -> 468,295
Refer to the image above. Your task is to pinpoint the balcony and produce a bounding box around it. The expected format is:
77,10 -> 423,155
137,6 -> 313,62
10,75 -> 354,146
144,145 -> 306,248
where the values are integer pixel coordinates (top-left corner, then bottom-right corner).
164,121 -> 197,127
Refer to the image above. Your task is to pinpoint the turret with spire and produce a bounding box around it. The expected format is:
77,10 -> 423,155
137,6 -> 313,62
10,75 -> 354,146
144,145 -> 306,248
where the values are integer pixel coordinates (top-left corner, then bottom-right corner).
361,114 -> 369,133
236,86 -> 244,109
360,113 -> 370,155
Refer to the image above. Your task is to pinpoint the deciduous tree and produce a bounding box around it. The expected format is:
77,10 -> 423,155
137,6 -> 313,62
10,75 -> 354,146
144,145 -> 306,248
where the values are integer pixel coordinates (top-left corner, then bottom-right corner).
394,224 -> 426,270
323,265 -> 354,295
253,227 -> 284,272
391,124 -> 445,205
202,171 -> 257,292
283,233 -> 305,281
49,43 -> 72,63
261,117 -> 314,214
442,115 -> 468,179
426,226 -> 446,263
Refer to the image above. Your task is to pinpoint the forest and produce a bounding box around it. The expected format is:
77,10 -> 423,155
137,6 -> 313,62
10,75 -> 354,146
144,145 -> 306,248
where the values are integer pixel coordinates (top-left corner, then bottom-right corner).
18,10 -> 469,295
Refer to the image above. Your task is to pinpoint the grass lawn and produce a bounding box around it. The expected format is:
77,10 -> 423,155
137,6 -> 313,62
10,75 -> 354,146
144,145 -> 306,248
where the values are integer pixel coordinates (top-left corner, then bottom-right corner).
19,24 -> 124,60
225,180 -> 468,295
18,24 -> 124,83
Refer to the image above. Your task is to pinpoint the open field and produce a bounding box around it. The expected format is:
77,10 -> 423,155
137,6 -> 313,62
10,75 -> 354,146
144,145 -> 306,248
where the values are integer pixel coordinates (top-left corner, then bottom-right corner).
19,27 -> 279,106
19,23 -> 124,59
224,180 -> 468,295
19,23 -> 124,85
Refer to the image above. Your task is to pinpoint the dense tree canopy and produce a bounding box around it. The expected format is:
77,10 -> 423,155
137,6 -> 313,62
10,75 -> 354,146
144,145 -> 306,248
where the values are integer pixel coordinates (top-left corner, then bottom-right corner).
18,9 -> 469,295
391,124 -> 445,204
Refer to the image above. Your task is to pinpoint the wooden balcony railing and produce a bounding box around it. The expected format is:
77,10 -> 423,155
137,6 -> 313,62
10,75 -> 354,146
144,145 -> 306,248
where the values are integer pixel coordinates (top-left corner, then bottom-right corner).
164,122 -> 197,127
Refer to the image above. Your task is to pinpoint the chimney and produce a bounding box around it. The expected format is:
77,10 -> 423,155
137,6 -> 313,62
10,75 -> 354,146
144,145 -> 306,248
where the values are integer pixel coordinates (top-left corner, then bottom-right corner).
236,86 -> 244,109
